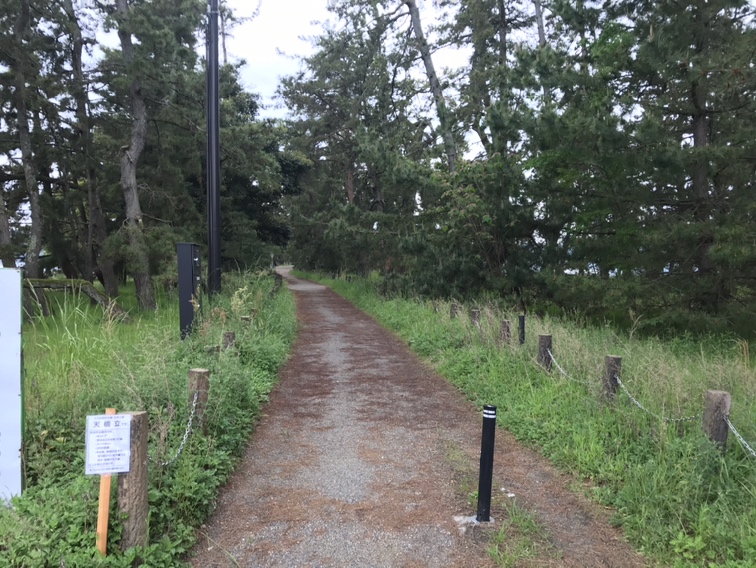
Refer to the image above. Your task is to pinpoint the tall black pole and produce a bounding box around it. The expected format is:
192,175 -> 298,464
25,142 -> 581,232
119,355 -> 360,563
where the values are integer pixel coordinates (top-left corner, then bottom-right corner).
206,0 -> 221,295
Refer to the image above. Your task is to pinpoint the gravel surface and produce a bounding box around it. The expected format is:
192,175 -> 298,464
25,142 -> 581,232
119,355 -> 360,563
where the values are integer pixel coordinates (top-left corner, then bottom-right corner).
189,268 -> 646,567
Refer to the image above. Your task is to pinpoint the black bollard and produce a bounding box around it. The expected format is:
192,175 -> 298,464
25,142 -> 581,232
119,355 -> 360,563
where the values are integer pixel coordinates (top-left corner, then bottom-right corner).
476,405 -> 497,523
178,243 -> 201,339
518,315 -> 525,345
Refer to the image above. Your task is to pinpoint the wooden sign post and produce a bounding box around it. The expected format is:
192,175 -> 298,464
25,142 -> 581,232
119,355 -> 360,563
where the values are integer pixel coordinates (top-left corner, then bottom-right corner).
86,409 -> 132,555
95,408 -> 116,555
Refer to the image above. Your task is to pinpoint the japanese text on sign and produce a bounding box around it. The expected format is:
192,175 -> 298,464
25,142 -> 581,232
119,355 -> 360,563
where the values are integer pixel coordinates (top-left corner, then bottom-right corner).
85,414 -> 132,475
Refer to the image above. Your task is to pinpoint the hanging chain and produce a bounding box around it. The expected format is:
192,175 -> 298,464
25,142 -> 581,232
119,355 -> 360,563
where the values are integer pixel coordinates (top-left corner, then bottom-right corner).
725,416 -> 756,459
149,390 -> 199,467
547,349 -> 591,385
615,376 -> 700,423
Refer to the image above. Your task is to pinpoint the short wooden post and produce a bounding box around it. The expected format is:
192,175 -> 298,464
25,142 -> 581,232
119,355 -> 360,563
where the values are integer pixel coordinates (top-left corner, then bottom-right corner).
117,411 -> 149,552
96,408 -> 117,556
223,331 -> 236,349
703,390 -> 731,453
188,368 -> 210,434
602,356 -> 622,402
500,320 -> 511,345
450,303 -> 459,319
538,335 -> 553,371
240,315 -> 252,324
470,309 -> 481,328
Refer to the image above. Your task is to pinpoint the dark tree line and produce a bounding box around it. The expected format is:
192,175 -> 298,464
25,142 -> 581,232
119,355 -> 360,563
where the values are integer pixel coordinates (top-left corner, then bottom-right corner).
0,0 -> 308,309
281,0 -> 756,336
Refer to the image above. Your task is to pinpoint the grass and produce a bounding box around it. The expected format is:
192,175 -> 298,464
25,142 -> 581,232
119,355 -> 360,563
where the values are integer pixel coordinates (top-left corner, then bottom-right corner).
299,271 -> 756,568
489,501 -> 556,568
1,270 -> 297,567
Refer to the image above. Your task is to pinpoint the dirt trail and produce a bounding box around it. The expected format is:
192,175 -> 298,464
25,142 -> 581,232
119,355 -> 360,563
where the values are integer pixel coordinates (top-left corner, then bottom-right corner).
190,269 -> 646,567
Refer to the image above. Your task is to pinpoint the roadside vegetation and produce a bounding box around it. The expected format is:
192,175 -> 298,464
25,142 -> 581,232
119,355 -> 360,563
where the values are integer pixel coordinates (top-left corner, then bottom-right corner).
301,271 -> 756,568
0,271 -> 296,567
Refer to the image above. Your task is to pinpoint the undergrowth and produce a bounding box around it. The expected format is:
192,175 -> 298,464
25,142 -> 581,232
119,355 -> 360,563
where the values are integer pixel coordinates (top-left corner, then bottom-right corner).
0,271 -> 296,567
300,271 -> 756,568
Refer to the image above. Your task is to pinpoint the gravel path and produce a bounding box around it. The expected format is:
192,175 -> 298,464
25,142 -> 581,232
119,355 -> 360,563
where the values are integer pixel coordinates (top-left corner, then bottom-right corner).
189,269 -> 646,567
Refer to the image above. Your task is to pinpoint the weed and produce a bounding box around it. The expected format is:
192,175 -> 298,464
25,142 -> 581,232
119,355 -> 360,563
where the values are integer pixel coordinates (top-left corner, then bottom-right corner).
489,501 -> 556,568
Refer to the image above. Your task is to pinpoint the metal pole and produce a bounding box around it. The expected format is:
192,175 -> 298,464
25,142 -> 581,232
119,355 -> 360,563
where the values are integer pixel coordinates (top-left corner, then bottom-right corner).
206,0 -> 221,295
518,314 -> 525,345
476,405 -> 496,523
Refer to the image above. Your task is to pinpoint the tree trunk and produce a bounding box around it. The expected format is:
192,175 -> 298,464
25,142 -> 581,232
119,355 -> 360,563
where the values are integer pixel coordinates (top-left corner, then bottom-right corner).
690,27 -> 718,310
25,278 -> 130,322
370,169 -> 384,212
345,164 -> 355,205
0,191 -> 15,268
496,0 -> 507,102
533,0 -> 551,104
12,0 -> 42,278
116,0 -> 156,310
64,0 -> 120,297
534,0 -> 547,48
467,4 -> 494,156
403,0 -> 457,173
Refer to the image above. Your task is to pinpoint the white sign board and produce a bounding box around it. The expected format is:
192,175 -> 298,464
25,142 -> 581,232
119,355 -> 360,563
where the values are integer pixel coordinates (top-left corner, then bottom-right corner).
85,414 -> 132,475
0,268 -> 22,503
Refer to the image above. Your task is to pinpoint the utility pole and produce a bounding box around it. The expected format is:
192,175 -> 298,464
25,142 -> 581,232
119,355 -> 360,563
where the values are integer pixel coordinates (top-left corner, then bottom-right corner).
207,0 -> 221,295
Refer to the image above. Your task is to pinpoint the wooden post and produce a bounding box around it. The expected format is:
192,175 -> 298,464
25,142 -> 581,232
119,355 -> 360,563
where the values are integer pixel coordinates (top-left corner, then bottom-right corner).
189,368 -> 210,434
223,331 -> 236,349
96,408 -> 116,556
703,390 -> 731,453
500,320 -> 511,345
538,335 -> 552,371
450,303 -> 459,319
602,356 -> 622,403
117,411 -> 149,552
470,308 -> 481,328
240,315 -> 251,324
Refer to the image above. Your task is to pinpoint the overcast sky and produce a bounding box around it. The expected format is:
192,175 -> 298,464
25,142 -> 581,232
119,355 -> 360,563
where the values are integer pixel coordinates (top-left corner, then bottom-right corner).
223,0 -> 331,117
223,0 -> 468,119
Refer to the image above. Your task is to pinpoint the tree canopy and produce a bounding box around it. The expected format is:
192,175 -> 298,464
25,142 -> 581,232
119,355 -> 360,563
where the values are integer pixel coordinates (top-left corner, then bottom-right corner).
281,0 -> 756,336
3,0 -> 755,334
1,0 -> 308,308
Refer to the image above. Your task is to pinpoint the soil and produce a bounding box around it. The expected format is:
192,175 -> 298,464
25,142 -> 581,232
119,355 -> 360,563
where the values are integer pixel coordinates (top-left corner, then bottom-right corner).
189,268 -> 647,567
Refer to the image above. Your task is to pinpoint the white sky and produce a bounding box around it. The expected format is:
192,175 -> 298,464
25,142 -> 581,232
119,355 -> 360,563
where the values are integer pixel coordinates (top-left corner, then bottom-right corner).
224,0 -> 330,117
223,0 -> 468,119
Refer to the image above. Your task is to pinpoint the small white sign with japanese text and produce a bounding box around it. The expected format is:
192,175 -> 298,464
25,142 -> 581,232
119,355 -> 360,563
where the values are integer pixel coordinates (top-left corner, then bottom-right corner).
85,414 -> 132,475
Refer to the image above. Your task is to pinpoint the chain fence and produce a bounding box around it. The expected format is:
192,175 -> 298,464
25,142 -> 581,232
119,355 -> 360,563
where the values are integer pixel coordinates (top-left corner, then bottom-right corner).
546,351 -> 755,459
725,416 -> 756,459
615,375 -> 701,424
547,350 -> 592,386
148,390 -> 199,467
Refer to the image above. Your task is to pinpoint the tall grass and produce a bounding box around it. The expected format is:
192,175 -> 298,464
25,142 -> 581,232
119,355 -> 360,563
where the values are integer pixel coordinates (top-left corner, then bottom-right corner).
1,271 -> 297,567
23,288 -> 180,426
304,272 -> 756,568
